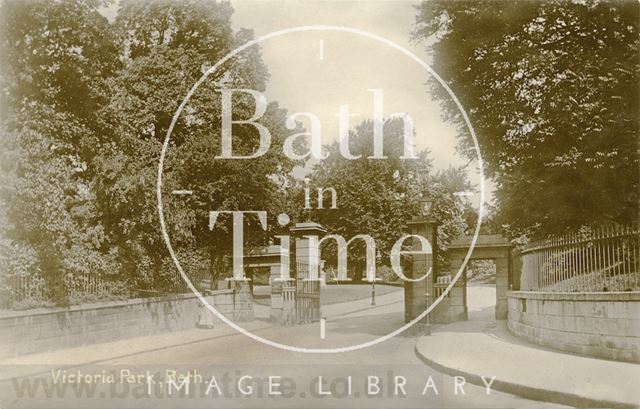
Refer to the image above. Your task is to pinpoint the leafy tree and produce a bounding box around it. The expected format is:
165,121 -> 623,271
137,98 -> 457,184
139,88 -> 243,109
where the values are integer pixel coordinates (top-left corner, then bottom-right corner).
96,0 -> 300,291
0,128 -> 121,306
0,0 -> 121,306
463,202 -> 502,236
430,166 -> 474,262
414,0 -> 639,238
311,118 -> 469,279
0,0 -> 120,161
0,0 -> 302,302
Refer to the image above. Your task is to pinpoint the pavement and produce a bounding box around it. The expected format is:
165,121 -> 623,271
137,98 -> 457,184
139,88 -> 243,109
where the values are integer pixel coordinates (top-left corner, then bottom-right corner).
0,290 -> 405,380
416,284 -> 640,409
0,286 -> 569,409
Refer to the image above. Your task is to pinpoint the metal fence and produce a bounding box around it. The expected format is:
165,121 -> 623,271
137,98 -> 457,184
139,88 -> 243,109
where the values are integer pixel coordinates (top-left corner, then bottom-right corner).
1,269 -> 212,309
1,273 -> 109,308
433,274 -> 452,299
520,225 -> 640,292
294,262 -> 321,323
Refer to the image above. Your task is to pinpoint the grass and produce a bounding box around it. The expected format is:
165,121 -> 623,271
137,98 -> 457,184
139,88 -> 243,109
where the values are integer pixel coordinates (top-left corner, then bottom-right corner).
540,270 -> 640,292
252,283 -> 402,306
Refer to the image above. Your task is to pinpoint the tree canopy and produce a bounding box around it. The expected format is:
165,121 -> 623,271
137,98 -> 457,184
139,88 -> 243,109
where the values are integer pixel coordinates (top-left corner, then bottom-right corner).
0,0 -> 298,305
311,118 -> 470,277
414,0 -> 639,238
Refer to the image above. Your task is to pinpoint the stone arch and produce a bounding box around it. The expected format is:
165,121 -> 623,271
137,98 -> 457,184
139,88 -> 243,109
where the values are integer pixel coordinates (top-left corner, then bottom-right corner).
439,235 -> 513,321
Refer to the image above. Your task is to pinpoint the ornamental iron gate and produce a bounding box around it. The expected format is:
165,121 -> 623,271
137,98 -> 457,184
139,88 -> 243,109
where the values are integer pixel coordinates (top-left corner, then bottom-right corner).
294,263 -> 321,324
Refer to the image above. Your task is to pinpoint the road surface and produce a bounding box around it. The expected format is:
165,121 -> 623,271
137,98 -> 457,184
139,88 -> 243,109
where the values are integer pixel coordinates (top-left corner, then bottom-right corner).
0,285 -> 567,408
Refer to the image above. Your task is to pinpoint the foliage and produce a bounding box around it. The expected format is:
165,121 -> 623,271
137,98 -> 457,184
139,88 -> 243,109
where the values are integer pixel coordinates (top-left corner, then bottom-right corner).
97,0 -> 299,290
0,128 -> 122,306
0,0 -> 125,307
466,259 -> 496,284
311,118 -> 470,278
0,0 -> 298,307
0,0 -> 120,161
413,0 -> 639,238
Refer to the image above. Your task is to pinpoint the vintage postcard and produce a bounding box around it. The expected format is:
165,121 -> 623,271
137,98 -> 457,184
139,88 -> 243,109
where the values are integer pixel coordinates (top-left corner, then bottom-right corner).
0,1 -> 638,408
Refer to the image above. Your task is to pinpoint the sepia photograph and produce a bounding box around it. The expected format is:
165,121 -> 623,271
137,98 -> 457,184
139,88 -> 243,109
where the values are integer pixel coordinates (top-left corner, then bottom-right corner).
0,0 -> 638,408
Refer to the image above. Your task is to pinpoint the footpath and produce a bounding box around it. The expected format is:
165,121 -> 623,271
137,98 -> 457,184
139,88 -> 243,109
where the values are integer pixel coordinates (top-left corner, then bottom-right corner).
0,290 -> 404,383
415,303 -> 640,408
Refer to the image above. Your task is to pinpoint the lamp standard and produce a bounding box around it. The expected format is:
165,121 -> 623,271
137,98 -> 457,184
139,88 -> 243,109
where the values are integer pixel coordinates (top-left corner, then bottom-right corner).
371,251 -> 382,306
420,196 -> 433,219
371,278 -> 376,306
303,177 -> 312,221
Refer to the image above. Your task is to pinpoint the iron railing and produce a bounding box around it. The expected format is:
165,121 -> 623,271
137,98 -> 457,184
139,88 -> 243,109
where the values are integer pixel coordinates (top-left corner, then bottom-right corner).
1,273 -> 109,308
2,268 -> 212,309
433,274 -> 451,299
520,225 -> 639,292
295,262 -> 321,323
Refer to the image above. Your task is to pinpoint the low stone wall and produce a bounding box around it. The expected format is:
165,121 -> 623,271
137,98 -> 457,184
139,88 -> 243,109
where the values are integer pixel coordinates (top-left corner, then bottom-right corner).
507,291 -> 640,363
0,284 -> 253,359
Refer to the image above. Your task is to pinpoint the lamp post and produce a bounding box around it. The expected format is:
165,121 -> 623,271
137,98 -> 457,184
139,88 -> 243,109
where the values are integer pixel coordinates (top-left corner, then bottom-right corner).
303,177 -> 312,222
420,197 -> 433,219
371,278 -> 376,306
371,251 -> 381,306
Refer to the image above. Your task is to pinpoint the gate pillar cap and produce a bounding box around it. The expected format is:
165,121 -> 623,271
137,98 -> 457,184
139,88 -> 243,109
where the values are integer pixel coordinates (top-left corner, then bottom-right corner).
289,222 -> 327,237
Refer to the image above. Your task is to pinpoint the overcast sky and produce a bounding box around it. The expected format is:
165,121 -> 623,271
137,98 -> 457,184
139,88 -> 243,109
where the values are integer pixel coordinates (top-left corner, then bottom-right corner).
230,1 -> 462,168
232,0 -> 490,201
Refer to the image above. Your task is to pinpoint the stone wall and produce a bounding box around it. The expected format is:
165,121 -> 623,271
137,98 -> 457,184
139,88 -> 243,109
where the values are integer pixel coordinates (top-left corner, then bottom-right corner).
0,285 -> 253,359
507,291 -> 640,363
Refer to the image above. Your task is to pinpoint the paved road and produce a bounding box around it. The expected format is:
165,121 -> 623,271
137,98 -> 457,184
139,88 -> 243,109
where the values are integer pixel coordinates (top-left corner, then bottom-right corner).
0,287 -> 567,409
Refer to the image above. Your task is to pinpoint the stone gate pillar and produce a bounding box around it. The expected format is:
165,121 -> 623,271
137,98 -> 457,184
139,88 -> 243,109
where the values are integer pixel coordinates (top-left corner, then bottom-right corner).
265,244 -> 290,323
404,218 -> 436,324
495,255 -> 510,320
440,258 -> 468,322
289,222 -> 327,279
448,234 -> 512,321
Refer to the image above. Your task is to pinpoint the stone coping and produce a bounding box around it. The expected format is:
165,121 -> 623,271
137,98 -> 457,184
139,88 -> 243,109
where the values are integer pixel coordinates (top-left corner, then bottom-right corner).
449,234 -> 511,249
0,289 -> 235,319
508,290 -> 640,301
